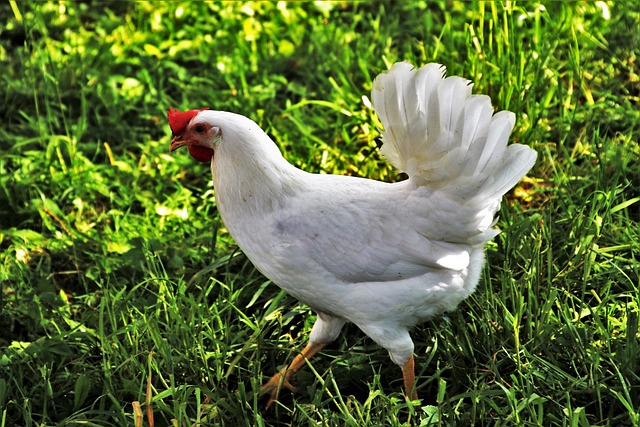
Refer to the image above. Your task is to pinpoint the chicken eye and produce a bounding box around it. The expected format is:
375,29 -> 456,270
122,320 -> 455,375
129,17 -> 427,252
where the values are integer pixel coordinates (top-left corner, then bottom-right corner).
194,124 -> 205,133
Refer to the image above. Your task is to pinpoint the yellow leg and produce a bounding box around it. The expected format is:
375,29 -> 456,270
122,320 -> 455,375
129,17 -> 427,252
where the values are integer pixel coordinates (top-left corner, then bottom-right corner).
402,355 -> 418,401
261,342 -> 326,409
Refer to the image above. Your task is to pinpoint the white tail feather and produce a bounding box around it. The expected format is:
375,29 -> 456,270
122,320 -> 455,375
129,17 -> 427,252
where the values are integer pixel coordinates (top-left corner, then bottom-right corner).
373,62 -> 536,203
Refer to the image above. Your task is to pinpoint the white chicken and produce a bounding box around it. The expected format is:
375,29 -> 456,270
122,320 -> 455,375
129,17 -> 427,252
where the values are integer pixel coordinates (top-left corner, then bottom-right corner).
168,62 -> 537,407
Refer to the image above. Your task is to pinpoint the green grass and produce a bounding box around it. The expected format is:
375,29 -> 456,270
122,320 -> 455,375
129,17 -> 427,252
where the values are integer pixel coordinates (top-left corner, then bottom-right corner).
1,0 -> 639,425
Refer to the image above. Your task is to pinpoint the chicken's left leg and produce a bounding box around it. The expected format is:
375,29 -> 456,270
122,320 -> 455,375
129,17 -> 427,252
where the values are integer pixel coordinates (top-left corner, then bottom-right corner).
402,354 -> 419,401
261,342 -> 326,408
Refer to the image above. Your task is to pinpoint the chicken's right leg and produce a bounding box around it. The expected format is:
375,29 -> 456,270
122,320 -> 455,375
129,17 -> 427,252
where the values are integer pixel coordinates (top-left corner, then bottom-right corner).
401,354 -> 419,401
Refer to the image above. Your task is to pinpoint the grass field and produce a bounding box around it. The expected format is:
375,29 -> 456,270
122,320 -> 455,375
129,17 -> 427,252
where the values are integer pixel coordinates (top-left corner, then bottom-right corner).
1,1 -> 639,426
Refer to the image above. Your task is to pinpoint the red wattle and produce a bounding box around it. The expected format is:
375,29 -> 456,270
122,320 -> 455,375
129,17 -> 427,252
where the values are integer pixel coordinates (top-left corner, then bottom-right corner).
188,145 -> 214,163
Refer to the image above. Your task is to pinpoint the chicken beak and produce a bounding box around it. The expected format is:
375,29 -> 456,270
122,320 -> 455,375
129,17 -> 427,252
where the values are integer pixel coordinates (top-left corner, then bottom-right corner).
169,135 -> 189,152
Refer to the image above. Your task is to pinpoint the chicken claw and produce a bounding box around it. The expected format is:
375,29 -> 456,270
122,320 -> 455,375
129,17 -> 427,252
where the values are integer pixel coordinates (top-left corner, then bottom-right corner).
260,370 -> 296,409
260,342 -> 326,409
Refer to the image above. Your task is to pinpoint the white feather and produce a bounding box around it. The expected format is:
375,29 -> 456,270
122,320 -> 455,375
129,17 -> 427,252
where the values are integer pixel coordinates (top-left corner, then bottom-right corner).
372,62 -> 537,241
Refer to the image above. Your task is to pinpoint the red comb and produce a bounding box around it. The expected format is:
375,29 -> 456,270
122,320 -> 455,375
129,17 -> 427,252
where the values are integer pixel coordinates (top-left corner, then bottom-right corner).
167,107 -> 208,135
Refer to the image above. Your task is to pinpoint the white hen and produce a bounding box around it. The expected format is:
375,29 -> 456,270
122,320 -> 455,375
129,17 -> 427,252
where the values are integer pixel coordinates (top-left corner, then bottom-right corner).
168,62 -> 537,407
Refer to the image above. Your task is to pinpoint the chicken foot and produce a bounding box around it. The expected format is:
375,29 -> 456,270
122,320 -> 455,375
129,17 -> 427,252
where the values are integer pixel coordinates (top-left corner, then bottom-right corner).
261,342 -> 326,408
401,354 -> 419,401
